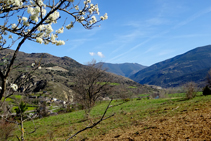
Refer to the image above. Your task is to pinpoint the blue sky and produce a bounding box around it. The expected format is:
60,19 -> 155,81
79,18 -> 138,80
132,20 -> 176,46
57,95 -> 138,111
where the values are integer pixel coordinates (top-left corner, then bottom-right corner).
19,0 -> 211,66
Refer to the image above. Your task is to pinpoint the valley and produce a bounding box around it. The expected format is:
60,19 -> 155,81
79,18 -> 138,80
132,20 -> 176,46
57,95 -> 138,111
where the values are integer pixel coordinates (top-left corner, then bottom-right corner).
1,45 -> 211,140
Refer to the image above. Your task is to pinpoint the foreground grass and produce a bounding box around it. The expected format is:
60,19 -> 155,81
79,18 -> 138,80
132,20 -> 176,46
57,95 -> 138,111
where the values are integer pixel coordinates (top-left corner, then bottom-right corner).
12,93 -> 211,140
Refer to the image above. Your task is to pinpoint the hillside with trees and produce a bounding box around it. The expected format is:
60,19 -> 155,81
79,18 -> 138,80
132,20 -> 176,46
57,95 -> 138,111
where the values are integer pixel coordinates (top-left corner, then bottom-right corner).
0,49 -> 153,100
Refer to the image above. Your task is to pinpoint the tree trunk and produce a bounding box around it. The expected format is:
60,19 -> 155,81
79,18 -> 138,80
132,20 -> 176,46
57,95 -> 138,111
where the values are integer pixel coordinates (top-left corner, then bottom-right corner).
21,114 -> 24,141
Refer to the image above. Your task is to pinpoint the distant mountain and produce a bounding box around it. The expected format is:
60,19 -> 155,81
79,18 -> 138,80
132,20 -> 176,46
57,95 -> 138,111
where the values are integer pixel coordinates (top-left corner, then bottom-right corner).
130,45 -> 211,88
97,62 -> 147,77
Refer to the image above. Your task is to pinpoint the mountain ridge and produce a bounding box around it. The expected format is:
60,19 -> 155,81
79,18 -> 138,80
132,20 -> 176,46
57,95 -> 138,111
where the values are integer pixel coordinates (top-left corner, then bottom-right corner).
97,62 -> 147,77
130,45 -> 211,87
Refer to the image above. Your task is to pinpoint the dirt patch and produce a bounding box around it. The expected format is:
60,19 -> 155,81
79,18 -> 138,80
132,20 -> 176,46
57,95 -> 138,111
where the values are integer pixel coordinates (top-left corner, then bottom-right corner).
45,66 -> 68,72
91,104 -> 211,140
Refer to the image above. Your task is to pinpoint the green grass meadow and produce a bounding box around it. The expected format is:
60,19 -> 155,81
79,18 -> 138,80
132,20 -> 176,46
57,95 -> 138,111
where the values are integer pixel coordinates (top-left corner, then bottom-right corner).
9,92 -> 211,140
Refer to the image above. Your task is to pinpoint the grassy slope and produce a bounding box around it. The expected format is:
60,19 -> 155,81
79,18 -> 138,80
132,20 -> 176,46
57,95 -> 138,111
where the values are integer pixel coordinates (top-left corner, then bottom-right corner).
12,92 -> 211,140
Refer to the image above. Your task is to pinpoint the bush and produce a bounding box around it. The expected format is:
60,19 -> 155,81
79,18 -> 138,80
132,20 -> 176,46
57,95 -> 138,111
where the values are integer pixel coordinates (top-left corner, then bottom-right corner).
77,104 -> 84,110
0,120 -> 16,141
67,107 -> 75,113
184,82 -> 197,99
203,86 -> 211,96
123,98 -> 130,102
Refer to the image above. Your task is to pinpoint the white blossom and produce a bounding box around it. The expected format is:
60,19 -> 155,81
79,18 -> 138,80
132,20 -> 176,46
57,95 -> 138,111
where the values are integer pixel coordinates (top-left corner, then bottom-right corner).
10,84 -> 18,91
66,22 -> 74,30
37,25 -> 44,31
38,66 -> 41,69
75,5 -> 79,10
91,16 -> 97,23
34,6 -> 40,13
36,37 -> 43,44
30,14 -> 39,23
11,23 -> 17,29
89,20 -> 93,25
44,40 -> 49,45
79,16 -> 85,21
37,0 -> 45,6
41,9 -> 47,16
88,8 -> 93,14
51,33 -> 56,42
46,25 -> 53,34
21,75 -> 25,79
56,27 -> 64,34
37,32 -> 44,37
48,11 -> 60,23
30,0 -> 34,5
56,40 -> 65,46
94,4 -> 99,15
1,0 -> 107,56
31,63 -> 35,67
22,17 -> 28,22
23,21 -> 30,26
27,7 -> 34,14
100,16 -> 104,20
104,13 -> 108,20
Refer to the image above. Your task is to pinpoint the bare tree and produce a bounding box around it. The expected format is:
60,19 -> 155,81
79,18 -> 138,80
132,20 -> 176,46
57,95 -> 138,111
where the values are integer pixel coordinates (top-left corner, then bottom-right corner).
183,82 -> 197,99
3,101 -> 39,141
72,60 -> 113,119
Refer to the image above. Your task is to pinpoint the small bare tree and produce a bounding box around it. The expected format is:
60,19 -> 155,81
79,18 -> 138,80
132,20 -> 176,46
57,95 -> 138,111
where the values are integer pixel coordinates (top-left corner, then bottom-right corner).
72,60 -> 112,119
184,82 -> 197,99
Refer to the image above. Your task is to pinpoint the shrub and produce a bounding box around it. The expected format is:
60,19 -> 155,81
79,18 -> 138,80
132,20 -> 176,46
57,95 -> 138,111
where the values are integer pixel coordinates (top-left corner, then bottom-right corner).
136,97 -> 142,100
123,98 -> 130,102
184,82 -> 197,99
77,104 -> 84,110
203,85 -> 211,96
67,107 -> 75,113
0,120 -> 16,141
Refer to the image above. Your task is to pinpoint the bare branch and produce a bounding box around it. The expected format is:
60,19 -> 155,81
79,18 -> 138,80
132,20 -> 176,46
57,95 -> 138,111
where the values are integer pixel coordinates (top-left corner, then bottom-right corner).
66,99 -> 114,141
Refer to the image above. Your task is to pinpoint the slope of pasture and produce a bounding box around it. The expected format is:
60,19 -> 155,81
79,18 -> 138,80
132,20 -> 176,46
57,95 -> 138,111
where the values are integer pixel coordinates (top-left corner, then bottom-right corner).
93,97 -> 211,140
11,93 -> 211,140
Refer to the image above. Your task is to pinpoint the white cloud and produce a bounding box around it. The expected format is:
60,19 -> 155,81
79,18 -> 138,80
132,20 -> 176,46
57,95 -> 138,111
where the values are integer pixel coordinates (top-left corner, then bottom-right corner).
97,52 -> 105,58
89,52 -> 95,56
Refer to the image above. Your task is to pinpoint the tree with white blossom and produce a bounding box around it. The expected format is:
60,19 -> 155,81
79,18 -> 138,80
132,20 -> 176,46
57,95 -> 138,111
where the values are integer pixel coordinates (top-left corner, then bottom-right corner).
0,0 -> 108,100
